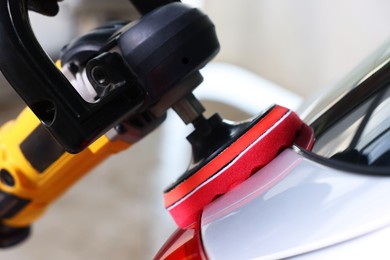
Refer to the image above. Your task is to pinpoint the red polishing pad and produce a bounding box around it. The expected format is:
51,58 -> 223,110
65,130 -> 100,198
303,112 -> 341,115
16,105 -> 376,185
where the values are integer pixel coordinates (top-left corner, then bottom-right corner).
164,105 -> 313,228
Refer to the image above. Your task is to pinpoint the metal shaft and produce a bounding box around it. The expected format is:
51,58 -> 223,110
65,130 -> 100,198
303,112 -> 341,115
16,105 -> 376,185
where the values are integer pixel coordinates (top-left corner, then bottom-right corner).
172,93 -> 205,125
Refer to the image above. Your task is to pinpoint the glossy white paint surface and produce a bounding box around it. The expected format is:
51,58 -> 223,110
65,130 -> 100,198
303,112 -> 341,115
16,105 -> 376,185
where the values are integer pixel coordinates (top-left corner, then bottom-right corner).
295,224 -> 390,259
201,149 -> 390,259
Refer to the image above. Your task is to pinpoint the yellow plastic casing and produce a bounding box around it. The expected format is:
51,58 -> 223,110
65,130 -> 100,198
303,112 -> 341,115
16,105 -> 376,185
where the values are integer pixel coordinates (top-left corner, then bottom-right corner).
0,107 -> 130,227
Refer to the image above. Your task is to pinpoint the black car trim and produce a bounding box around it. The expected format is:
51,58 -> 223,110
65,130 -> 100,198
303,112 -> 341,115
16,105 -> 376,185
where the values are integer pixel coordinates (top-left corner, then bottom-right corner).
312,61 -> 390,140
295,146 -> 390,177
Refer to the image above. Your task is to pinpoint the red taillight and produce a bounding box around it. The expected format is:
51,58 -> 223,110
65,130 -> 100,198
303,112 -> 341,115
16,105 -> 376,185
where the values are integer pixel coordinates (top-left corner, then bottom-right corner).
154,225 -> 206,260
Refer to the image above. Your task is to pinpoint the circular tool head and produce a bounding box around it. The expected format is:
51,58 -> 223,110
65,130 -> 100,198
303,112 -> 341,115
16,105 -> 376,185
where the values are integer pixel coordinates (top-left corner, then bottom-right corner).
164,105 -> 314,228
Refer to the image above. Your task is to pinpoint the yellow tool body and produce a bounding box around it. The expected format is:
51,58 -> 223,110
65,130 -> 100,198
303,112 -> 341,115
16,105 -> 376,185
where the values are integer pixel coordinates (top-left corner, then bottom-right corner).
0,0 -> 220,246
0,107 -> 129,227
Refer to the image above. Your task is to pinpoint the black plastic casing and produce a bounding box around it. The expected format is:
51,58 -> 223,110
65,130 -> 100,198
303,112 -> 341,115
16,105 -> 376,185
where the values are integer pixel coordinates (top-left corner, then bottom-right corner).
60,21 -> 128,66
0,1 -> 219,153
0,0 -> 144,153
118,3 -> 220,108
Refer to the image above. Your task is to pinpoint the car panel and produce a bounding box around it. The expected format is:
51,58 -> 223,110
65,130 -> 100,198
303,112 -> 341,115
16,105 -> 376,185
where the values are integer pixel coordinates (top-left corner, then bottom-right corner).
293,224 -> 390,259
201,149 -> 390,259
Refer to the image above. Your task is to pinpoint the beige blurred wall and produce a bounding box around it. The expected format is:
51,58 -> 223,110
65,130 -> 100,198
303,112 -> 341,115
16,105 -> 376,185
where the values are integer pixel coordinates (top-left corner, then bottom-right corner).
204,0 -> 390,97
3,1 -> 390,99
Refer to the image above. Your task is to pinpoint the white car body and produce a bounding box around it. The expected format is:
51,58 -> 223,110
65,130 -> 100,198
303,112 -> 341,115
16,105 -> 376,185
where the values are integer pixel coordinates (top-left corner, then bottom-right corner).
195,40 -> 390,259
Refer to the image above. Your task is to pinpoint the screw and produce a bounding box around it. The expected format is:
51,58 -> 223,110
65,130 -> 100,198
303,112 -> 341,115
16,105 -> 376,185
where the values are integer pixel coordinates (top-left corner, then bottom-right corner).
115,124 -> 127,134
91,66 -> 110,87
0,169 -> 15,187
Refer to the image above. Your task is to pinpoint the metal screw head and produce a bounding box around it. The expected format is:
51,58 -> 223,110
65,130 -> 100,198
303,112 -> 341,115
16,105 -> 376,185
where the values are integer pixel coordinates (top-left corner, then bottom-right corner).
115,124 -> 127,134
91,66 -> 110,87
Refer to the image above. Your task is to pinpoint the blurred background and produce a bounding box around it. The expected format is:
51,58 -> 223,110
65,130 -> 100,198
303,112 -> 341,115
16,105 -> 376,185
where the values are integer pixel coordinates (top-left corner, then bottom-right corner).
1,0 -> 390,259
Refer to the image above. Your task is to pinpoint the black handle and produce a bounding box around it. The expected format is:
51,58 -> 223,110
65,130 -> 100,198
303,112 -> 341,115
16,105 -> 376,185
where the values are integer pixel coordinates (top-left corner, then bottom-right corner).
0,0 -> 144,153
